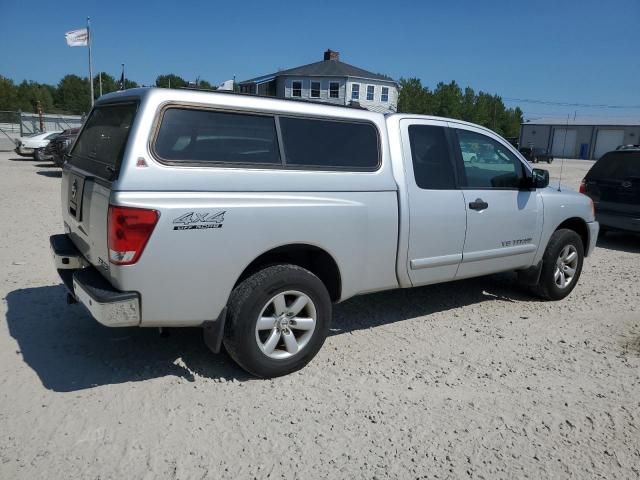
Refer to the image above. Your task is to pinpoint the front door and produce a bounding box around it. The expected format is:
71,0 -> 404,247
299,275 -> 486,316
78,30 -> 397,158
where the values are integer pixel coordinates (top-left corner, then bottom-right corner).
401,119 -> 467,286
452,125 -> 542,279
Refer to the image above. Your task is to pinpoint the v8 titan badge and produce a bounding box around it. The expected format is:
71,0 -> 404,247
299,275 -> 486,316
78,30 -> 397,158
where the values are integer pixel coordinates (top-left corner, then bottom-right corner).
173,211 -> 225,230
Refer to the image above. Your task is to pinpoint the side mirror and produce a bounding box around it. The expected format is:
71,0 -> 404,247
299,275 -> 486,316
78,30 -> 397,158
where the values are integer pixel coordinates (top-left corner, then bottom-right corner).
532,168 -> 549,188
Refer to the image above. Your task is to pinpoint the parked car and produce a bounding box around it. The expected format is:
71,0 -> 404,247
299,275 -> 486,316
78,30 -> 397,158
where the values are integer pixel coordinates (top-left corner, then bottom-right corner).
50,88 -> 598,378
580,148 -> 640,234
519,146 -> 554,164
616,144 -> 640,151
14,131 -> 62,160
46,128 -> 80,167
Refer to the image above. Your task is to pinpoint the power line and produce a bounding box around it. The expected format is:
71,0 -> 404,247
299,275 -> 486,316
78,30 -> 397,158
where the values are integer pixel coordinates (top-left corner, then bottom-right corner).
504,97 -> 640,109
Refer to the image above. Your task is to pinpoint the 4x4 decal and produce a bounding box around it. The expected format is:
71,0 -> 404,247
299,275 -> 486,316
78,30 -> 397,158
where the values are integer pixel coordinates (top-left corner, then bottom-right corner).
173,211 -> 225,230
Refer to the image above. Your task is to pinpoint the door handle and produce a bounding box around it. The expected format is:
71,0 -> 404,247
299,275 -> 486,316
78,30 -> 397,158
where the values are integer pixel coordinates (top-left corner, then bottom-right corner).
469,198 -> 489,211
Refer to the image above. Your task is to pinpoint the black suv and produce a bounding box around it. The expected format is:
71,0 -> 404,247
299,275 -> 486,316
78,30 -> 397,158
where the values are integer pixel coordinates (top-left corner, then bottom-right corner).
580,149 -> 640,234
45,128 -> 80,167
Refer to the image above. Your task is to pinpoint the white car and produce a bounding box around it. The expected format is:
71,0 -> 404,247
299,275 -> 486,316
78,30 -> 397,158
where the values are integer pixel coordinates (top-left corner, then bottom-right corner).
14,131 -> 62,160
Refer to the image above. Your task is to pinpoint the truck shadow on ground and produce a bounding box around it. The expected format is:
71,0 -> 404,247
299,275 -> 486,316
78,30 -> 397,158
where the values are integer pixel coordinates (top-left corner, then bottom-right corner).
596,232 -> 640,254
6,274 -> 535,392
36,170 -> 61,178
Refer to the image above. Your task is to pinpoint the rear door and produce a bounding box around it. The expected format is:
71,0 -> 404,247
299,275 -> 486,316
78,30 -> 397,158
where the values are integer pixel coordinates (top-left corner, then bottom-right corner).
400,119 -> 467,286
62,102 -> 138,272
452,125 -> 542,279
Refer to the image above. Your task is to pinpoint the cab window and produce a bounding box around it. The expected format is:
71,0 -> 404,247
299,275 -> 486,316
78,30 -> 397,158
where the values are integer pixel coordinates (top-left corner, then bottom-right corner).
408,125 -> 456,189
456,130 -> 525,189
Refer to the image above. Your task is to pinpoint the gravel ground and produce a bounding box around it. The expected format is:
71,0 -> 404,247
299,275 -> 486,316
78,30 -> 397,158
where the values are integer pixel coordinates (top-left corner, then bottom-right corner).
0,153 -> 638,479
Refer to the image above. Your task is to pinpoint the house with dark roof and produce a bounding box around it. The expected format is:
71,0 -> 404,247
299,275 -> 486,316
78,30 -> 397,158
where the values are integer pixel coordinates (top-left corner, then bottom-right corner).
238,50 -> 399,113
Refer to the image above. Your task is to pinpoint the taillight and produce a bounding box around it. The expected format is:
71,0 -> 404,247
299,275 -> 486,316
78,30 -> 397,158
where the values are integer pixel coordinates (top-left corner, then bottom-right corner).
108,205 -> 159,265
579,179 -> 586,194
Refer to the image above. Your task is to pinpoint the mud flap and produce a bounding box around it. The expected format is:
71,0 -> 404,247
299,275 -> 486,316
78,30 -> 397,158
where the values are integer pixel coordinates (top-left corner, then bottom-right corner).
202,307 -> 228,354
517,261 -> 543,286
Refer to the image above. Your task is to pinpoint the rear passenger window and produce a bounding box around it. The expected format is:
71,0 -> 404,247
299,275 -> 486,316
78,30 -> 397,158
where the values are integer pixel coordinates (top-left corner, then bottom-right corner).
279,117 -> 379,170
408,125 -> 456,189
154,108 -> 281,165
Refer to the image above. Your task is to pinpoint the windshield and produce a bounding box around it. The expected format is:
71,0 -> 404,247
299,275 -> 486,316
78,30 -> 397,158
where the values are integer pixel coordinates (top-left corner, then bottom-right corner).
587,152 -> 640,180
69,102 -> 138,179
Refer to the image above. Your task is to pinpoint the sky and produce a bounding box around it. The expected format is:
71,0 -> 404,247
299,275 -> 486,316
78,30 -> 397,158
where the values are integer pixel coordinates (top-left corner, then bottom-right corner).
1,0 -> 639,120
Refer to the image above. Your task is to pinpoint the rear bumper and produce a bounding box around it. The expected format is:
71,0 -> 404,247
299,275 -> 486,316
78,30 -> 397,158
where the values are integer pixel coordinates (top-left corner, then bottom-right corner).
586,221 -> 599,256
50,234 -> 140,327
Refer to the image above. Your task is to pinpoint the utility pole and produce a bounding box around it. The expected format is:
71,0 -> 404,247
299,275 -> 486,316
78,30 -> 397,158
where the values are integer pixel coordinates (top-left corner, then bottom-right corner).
87,17 -> 94,106
37,101 -> 44,132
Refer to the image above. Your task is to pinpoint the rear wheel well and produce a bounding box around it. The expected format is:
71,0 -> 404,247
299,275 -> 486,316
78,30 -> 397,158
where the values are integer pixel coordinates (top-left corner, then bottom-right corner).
556,217 -> 588,250
234,244 -> 341,302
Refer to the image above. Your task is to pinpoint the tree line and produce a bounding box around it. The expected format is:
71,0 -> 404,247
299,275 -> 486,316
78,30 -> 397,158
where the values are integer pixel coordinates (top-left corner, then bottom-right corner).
0,73 -> 217,116
397,78 -> 523,138
0,73 -> 523,137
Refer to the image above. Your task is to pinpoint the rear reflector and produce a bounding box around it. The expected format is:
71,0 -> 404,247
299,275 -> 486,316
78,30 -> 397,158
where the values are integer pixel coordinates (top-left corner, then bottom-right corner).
108,205 -> 159,265
579,179 -> 586,194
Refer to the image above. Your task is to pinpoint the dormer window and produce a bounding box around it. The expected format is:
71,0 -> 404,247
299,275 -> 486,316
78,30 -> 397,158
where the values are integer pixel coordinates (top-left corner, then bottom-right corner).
381,87 -> 389,102
351,83 -> 360,100
366,85 -> 375,101
292,81 -> 302,97
329,82 -> 340,98
310,81 -> 321,98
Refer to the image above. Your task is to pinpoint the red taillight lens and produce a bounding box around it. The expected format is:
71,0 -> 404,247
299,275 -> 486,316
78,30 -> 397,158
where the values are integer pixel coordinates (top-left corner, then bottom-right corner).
578,179 -> 586,194
108,205 -> 159,265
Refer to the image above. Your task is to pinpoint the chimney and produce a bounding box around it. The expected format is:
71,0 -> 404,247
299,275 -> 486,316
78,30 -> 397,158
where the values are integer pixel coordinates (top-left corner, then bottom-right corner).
324,49 -> 340,61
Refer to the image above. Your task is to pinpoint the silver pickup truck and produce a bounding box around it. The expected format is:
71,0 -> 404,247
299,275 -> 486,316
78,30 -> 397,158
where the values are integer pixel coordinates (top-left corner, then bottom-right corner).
50,88 -> 598,377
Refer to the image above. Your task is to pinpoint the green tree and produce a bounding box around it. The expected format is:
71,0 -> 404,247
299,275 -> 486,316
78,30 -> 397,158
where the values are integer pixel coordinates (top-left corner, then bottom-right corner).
155,74 -> 187,89
0,76 -> 20,110
432,81 -> 463,118
397,77 -> 433,114
55,74 -> 90,114
196,79 -> 217,90
14,80 -> 55,112
94,72 -> 118,97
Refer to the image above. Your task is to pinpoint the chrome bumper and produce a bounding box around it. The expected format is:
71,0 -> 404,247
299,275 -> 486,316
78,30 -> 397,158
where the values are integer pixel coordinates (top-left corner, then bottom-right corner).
586,221 -> 599,257
50,234 -> 140,327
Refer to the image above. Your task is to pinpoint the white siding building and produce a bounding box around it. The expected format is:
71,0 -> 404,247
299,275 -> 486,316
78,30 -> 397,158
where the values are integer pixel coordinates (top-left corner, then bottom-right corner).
239,50 -> 398,114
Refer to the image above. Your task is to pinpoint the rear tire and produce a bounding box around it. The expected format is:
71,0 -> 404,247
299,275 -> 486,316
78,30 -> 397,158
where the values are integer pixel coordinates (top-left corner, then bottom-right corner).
223,264 -> 331,378
533,229 -> 584,300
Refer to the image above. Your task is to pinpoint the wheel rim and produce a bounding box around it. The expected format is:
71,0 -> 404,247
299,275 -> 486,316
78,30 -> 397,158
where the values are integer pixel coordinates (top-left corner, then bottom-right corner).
554,244 -> 579,289
255,290 -> 317,360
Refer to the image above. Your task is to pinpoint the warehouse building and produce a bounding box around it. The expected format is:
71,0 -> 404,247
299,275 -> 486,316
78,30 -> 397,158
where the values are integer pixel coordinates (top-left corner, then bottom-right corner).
519,118 -> 640,160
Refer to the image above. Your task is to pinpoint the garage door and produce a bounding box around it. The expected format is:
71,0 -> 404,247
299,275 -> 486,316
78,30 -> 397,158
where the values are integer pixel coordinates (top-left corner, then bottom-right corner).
551,129 -> 577,158
594,130 -> 624,159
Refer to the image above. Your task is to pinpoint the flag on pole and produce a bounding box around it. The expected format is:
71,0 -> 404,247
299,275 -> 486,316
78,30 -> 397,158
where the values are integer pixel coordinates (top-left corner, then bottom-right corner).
65,28 -> 89,47
119,64 -> 125,90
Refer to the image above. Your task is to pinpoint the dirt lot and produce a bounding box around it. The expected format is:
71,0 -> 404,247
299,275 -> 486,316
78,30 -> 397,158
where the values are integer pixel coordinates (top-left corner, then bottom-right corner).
0,153 -> 638,479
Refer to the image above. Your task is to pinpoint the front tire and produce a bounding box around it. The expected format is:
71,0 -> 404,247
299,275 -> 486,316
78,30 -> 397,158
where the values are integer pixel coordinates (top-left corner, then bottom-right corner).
34,148 -> 44,161
533,229 -> 584,300
223,264 -> 331,378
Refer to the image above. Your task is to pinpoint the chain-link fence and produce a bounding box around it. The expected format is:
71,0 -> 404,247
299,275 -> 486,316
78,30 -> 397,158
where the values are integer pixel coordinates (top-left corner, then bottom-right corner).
0,111 -> 84,151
